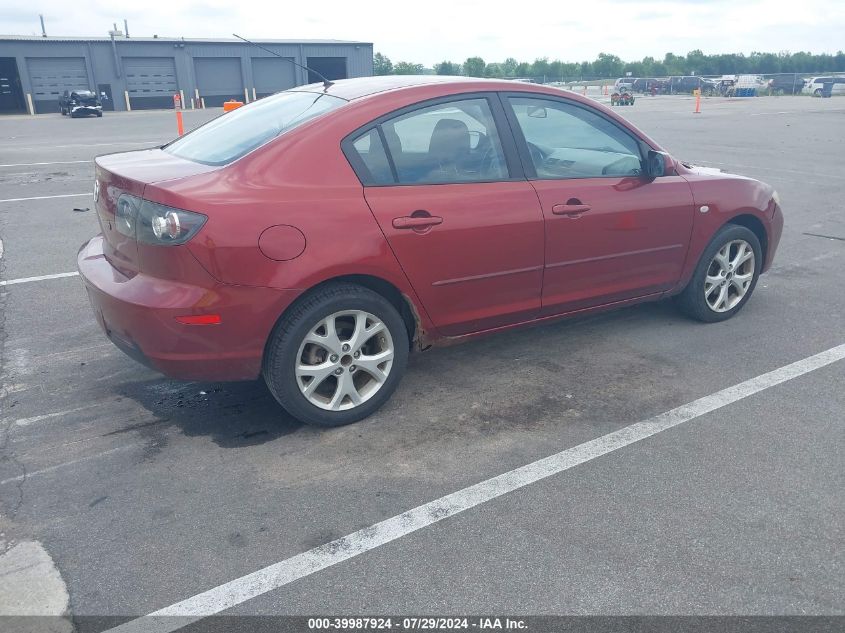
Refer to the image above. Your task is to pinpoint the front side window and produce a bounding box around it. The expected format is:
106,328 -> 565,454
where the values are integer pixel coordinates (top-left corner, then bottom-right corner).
164,91 -> 346,165
508,96 -> 643,179
379,98 -> 508,185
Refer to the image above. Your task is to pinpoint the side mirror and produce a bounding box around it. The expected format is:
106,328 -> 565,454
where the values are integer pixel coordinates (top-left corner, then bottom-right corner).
645,150 -> 668,178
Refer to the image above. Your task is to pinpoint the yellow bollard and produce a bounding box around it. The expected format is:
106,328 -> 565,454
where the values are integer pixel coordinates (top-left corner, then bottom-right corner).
694,88 -> 701,114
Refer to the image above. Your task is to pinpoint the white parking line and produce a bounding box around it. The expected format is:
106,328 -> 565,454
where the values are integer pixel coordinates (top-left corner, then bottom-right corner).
13,141 -> 162,150
0,160 -> 92,168
0,445 -> 137,486
0,271 -> 79,286
690,160 -> 845,181
0,193 -> 90,203
14,403 -> 104,427
105,343 -> 845,633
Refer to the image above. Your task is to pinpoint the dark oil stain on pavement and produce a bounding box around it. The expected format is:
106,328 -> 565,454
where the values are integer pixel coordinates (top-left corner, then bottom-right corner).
115,378 -> 303,454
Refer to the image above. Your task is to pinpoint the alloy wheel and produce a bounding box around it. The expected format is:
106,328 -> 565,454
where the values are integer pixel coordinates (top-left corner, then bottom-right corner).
295,310 -> 394,411
704,239 -> 755,313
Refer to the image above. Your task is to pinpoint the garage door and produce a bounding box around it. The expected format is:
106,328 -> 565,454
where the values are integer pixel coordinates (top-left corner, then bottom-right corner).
194,57 -> 243,107
27,57 -> 89,114
123,57 -> 178,110
251,57 -> 296,98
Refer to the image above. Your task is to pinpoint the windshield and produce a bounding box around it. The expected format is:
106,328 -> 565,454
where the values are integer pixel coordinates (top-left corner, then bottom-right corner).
164,91 -> 347,166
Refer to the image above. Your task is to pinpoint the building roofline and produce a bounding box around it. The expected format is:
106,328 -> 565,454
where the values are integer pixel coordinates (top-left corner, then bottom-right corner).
0,34 -> 372,45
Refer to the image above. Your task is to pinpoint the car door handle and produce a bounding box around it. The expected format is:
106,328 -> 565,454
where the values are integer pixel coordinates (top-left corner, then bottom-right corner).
392,215 -> 444,229
552,204 -> 592,216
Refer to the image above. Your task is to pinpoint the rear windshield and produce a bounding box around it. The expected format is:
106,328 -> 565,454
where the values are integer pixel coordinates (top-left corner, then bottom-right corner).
164,91 -> 347,165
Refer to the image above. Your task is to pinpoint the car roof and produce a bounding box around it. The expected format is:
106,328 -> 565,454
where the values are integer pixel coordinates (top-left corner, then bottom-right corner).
295,75 -> 551,101
278,74 -> 664,153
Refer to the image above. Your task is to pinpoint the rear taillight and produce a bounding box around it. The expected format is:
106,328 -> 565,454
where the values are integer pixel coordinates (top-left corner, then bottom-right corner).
116,194 -> 206,245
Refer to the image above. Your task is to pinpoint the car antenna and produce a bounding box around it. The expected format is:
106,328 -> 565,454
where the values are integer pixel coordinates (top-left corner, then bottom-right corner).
232,34 -> 334,90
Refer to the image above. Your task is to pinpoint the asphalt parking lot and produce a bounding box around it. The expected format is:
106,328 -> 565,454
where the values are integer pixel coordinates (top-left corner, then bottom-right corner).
0,95 -> 843,632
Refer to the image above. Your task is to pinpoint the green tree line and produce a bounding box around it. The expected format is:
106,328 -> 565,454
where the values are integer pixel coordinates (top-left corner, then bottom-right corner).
373,50 -> 845,80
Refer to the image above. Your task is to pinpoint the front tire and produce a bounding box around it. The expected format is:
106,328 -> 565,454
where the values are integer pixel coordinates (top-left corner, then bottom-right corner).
263,283 -> 409,427
674,224 -> 762,323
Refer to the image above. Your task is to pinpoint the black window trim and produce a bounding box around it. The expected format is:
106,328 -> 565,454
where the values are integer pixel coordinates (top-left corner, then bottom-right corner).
341,91 -> 527,187
499,91 -> 656,181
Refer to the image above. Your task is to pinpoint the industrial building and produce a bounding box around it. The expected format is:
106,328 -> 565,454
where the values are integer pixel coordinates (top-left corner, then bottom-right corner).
0,35 -> 374,114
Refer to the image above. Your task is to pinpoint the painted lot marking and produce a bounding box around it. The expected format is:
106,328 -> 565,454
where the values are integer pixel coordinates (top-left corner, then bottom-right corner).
0,160 -> 91,168
689,160 -> 845,182
0,193 -> 90,203
14,403 -> 104,427
12,141 -> 162,151
105,343 -> 845,633
1,272 -> 79,286
0,445 -> 137,486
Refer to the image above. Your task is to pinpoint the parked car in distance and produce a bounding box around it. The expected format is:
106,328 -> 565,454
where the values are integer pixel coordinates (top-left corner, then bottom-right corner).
767,74 -> 806,95
804,77 -> 845,96
613,77 -> 634,90
712,76 -> 736,96
631,78 -> 662,93
78,76 -> 783,427
60,89 -> 103,117
670,76 -> 717,95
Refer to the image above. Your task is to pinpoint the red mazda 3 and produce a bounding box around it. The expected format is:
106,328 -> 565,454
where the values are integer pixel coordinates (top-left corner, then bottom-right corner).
79,76 -> 783,426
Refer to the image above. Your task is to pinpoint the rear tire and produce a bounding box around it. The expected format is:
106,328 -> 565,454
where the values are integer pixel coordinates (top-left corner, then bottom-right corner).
263,283 -> 409,427
674,224 -> 762,323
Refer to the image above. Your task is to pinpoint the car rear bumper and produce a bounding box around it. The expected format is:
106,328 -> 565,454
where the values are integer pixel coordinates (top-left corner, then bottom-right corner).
78,235 -> 300,382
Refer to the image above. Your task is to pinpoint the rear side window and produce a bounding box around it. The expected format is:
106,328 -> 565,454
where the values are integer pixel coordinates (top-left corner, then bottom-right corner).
344,97 -> 509,186
350,129 -> 393,185
164,91 -> 346,165
381,98 -> 508,185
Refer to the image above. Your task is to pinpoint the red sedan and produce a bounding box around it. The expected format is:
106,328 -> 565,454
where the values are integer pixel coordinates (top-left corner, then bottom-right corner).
78,76 -> 783,426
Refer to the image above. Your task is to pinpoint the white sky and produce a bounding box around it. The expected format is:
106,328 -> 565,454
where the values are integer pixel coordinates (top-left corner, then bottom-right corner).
2,1 -> 844,66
